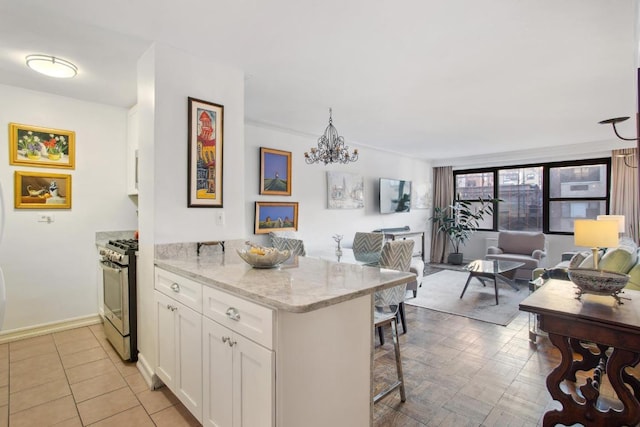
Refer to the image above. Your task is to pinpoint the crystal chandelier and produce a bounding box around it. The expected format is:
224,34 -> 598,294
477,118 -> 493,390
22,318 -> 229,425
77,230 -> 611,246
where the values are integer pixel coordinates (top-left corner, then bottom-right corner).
304,108 -> 358,165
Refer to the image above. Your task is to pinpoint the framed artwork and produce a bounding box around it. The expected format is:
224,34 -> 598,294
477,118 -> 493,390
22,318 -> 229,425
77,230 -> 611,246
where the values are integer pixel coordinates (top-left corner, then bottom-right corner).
9,123 -> 75,169
327,171 -> 364,209
187,97 -> 224,207
259,147 -> 291,196
412,182 -> 431,209
254,202 -> 299,234
14,171 -> 72,209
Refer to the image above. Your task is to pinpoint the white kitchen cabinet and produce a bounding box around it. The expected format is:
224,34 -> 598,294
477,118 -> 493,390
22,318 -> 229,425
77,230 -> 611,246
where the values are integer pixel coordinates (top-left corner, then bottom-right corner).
155,264 -> 373,426
154,289 -> 202,422
202,314 -> 274,427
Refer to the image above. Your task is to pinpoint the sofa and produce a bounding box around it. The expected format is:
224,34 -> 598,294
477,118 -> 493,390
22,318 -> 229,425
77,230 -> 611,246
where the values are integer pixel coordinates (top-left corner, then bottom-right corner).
533,237 -> 640,291
485,231 -> 547,280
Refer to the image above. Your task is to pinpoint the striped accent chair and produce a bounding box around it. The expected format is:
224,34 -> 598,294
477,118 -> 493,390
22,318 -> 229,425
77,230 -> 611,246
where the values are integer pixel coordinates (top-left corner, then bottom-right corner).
269,233 -> 306,256
377,239 -> 415,338
373,239 -> 414,404
352,232 -> 384,264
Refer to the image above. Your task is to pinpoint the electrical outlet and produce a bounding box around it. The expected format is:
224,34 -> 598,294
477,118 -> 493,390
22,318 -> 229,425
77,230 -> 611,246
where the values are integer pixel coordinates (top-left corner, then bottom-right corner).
38,214 -> 54,223
216,211 -> 225,225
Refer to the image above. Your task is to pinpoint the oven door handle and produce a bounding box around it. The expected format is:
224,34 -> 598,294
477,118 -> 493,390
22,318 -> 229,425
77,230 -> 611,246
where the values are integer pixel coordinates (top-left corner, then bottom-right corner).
100,260 -> 123,273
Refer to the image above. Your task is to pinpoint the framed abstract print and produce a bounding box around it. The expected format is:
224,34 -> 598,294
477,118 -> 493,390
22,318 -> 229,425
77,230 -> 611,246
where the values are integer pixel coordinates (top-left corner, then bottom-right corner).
187,97 -> 224,207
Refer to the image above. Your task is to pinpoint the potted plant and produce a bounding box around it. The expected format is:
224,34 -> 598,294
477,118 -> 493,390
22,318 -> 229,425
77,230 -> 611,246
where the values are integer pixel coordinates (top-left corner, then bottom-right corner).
431,197 -> 500,265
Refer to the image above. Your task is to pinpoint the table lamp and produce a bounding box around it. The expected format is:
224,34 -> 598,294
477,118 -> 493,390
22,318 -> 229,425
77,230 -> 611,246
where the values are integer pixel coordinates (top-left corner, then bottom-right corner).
574,219 -> 619,270
596,214 -> 626,236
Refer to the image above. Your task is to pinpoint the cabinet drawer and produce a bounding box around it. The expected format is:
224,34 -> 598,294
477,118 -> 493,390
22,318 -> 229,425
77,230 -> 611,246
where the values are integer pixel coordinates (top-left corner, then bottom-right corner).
155,268 -> 203,313
202,286 -> 274,349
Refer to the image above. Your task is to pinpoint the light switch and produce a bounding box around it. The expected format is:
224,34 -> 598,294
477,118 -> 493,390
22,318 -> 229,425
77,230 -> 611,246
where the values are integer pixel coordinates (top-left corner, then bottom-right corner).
216,211 -> 225,225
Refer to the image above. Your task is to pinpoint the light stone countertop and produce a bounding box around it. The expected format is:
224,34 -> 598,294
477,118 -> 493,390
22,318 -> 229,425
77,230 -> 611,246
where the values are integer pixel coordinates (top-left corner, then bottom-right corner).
155,251 -> 414,313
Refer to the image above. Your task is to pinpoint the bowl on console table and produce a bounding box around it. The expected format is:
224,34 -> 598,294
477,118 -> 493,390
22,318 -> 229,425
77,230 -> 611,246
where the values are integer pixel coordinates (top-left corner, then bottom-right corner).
567,268 -> 629,303
236,246 -> 291,269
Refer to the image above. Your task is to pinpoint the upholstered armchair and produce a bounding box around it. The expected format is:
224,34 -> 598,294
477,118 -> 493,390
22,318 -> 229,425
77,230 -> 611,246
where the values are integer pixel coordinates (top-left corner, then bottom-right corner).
485,231 -> 547,280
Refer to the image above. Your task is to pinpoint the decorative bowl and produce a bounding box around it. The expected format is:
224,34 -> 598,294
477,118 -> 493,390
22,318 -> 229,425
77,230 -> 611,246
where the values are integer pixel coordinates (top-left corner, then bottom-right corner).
567,268 -> 629,296
236,247 -> 291,269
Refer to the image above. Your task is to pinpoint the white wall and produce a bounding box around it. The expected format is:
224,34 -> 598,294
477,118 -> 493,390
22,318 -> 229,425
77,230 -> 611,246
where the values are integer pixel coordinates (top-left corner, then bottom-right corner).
136,43 -> 245,371
0,84 -> 137,331
244,124 -> 433,256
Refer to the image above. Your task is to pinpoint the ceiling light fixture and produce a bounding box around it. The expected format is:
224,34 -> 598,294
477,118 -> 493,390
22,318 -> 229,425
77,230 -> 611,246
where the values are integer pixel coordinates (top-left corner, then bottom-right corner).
304,108 -> 358,165
598,116 -> 638,141
599,116 -> 639,168
25,54 -> 77,78
614,152 -> 638,168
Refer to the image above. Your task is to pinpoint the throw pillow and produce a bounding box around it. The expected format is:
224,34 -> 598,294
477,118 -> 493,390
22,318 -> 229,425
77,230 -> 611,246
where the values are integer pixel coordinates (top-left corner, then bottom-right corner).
626,263 -> 640,291
578,252 -> 600,269
569,251 -> 590,268
599,248 -> 636,273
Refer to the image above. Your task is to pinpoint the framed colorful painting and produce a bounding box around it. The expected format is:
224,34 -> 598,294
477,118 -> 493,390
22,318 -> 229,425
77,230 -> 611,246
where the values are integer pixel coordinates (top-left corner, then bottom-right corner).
260,147 -> 291,196
9,123 -> 75,169
187,97 -> 224,207
14,171 -> 72,209
254,202 -> 299,234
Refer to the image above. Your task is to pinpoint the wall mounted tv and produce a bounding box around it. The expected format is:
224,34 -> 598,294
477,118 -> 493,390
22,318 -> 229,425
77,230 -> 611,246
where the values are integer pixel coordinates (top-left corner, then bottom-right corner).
379,178 -> 411,213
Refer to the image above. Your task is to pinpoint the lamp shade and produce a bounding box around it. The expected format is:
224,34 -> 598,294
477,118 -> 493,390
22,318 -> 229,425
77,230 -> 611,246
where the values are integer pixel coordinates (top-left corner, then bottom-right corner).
574,219 -> 619,248
596,215 -> 626,233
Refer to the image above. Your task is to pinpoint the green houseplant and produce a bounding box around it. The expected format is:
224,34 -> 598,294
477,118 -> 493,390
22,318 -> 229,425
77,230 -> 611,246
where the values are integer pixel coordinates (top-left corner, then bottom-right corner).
431,197 -> 500,265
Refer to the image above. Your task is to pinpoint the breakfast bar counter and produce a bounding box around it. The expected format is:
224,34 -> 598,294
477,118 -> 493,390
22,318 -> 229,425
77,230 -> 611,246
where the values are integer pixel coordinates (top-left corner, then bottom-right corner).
155,251 -> 414,313
153,251 -> 414,427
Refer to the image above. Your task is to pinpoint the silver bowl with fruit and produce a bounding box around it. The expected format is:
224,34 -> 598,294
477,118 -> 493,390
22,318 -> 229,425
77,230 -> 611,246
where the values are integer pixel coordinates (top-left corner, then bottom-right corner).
236,245 -> 291,269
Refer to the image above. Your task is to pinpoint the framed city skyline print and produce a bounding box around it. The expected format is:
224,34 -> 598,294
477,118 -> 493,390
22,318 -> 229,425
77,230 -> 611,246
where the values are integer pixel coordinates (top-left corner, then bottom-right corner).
188,97 -> 224,207
254,201 -> 299,234
260,147 -> 291,196
327,171 -> 364,209
9,123 -> 75,169
14,170 -> 72,209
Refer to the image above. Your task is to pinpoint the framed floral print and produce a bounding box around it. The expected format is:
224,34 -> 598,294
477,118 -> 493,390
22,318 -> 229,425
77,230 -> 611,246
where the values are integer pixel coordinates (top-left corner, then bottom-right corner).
14,171 -> 72,209
9,123 -> 75,169
254,202 -> 299,234
260,147 -> 291,196
188,97 -> 224,207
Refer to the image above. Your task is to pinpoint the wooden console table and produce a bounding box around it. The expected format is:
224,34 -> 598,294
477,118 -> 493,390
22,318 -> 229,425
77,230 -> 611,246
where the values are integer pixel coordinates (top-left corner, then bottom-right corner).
519,279 -> 640,427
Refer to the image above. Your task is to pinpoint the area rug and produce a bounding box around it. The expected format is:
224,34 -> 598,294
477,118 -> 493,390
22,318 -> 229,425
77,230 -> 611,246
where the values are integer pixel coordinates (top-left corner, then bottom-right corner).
405,269 -> 529,326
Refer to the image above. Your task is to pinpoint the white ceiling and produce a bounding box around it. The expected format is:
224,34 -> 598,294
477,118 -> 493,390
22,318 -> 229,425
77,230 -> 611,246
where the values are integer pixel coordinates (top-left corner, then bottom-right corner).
0,0 -> 638,162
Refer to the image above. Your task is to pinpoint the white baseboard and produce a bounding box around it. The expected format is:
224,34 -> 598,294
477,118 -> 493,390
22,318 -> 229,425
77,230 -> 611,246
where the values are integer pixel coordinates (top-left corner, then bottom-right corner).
0,314 -> 102,344
136,352 -> 163,390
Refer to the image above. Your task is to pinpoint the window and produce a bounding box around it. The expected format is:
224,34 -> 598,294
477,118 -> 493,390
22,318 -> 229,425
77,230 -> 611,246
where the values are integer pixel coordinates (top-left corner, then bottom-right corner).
548,162 -> 609,233
453,159 -> 610,234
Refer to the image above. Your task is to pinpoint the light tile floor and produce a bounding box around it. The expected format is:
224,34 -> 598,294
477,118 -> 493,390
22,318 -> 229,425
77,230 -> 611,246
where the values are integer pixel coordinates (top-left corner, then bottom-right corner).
0,323 -> 199,426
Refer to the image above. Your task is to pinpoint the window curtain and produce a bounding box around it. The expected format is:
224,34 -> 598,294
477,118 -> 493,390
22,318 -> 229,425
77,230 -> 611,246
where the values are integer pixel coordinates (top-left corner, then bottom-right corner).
611,148 -> 639,243
430,166 -> 453,263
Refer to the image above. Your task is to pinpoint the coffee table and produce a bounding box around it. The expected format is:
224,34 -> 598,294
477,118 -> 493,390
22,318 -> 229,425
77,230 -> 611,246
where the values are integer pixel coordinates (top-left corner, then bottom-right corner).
459,259 -> 524,305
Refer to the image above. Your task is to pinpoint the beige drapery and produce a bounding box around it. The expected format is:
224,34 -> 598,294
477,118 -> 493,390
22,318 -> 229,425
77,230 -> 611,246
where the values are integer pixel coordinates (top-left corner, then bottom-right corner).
430,166 -> 454,263
611,148 -> 639,243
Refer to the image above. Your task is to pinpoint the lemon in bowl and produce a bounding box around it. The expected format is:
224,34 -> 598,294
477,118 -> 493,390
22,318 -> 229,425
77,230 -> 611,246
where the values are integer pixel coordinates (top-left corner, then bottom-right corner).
236,246 -> 291,269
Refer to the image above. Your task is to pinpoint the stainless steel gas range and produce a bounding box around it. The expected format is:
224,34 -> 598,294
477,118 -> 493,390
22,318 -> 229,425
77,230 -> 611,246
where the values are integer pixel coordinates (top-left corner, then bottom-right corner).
99,239 -> 138,361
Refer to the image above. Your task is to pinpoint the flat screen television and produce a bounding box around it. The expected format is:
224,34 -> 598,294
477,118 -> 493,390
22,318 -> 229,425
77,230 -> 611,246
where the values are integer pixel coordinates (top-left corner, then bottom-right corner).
379,178 -> 411,213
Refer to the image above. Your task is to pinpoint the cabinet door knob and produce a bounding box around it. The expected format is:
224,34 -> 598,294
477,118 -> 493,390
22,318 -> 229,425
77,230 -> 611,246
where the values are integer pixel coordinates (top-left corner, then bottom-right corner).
166,304 -> 177,312
226,307 -> 241,321
222,336 -> 236,347
170,283 -> 180,293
